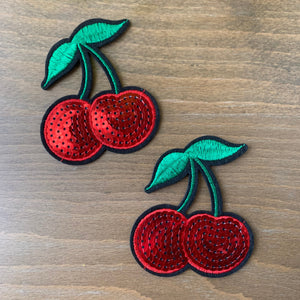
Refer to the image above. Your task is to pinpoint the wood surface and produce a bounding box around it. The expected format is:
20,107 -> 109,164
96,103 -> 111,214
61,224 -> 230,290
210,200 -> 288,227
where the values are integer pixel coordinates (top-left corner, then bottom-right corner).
0,0 -> 299,299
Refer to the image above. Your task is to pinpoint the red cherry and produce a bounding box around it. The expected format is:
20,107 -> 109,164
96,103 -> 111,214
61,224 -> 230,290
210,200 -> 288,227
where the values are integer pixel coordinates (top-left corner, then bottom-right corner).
183,213 -> 253,277
90,89 -> 158,151
41,97 -> 103,164
131,207 -> 188,275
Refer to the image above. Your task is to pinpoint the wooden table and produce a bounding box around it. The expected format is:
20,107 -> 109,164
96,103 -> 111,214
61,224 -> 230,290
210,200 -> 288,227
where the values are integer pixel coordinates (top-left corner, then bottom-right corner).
1,1 -> 299,299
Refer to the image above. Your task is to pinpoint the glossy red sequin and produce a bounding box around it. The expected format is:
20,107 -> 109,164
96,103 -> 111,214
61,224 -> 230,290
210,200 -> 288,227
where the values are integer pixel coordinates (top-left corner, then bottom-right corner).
183,214 -> 251,275
132,209 -> 188,274
43,98 -> 102,162
132,209 -> 251,276
90,90 -> 157,150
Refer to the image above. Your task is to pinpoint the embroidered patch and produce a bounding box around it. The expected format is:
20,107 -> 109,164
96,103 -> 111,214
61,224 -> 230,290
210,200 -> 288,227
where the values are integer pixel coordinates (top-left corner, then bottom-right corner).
41,19 -> 159,164
130,136 -> 254,277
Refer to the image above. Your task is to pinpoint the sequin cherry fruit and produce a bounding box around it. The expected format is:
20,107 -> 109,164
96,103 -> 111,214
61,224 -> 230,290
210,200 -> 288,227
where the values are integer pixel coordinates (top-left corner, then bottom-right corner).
41,97 -> 102,164
41,19 -> 159,164
131,205 -> 188,276
131,136 -> 254,277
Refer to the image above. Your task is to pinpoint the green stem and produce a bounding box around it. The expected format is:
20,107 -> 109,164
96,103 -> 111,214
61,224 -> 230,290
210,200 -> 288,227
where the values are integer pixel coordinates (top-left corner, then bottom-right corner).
83,44 -> 121,94
196,158 -> 222,217
177,159 -> 198,213
78,44 -> 90,99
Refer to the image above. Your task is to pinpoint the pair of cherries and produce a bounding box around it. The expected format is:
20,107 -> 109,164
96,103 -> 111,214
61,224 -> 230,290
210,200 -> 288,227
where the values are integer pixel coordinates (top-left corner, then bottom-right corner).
41,89 -> 158,164
131,206 -> 252,277
41,19 -> 159,164
131,137 -> 254,277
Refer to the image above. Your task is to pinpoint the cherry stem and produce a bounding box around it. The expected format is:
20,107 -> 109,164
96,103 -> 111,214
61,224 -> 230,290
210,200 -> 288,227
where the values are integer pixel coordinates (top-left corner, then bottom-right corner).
78,44 -> 90,99
195,158 -> 222,217
176,158 -> 223,217
82,44 -> 121,95
177,159 -> 198,214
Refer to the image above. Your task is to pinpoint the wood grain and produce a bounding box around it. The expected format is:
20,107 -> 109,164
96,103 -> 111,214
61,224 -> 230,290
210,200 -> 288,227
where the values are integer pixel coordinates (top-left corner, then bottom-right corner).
0,0 -> 299,299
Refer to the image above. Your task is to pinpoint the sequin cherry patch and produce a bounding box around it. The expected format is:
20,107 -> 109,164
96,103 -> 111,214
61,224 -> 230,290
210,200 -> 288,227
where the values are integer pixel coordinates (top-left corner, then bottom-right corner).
131,136 -> 254,277
41,19 -> 159,164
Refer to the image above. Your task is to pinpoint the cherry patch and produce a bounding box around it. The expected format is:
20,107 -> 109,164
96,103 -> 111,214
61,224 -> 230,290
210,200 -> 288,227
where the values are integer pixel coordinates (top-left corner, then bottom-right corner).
41,19 -> 159,164
131,136 -> 254,277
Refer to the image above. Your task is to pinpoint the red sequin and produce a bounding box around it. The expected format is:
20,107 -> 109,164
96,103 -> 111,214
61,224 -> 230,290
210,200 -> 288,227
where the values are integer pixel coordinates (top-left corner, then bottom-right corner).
132,209 -> 252,276
183,214 -> 251,275
132,209 -> 188,275
90,90 -> 157,150
43,98 -> 102,162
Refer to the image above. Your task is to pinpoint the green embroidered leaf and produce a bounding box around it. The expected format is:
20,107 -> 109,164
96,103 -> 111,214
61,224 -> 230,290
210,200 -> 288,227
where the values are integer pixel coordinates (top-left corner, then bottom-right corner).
185,137 -> 247,165
145,151 -> 189,192
42,42 -> 78,89
42,19 -> 129,89
72,19 -> 129,46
